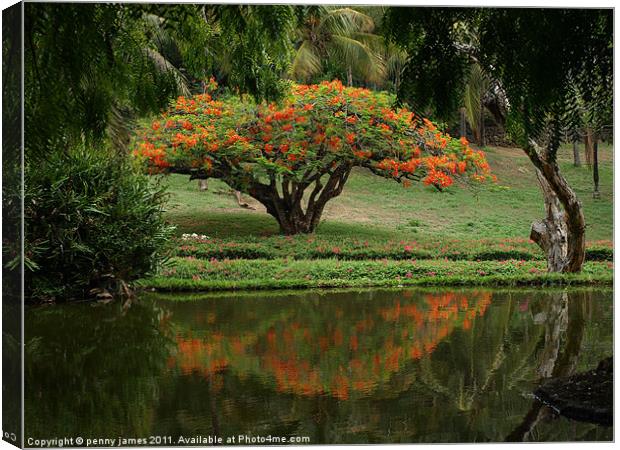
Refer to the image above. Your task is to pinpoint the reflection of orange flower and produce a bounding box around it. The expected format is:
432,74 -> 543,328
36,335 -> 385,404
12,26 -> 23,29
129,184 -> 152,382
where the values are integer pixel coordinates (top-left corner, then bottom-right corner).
349,334 -> 358,351
168,290 -> 495,401
332,374 -> 349,400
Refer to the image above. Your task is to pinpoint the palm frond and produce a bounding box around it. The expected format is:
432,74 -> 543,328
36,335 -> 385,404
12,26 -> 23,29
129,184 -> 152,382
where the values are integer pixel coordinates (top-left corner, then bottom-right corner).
143,47 -> 191,97
330,34 -> 386,83
106,102 -> 134,154
463,63 -> 491,136
322,7 -> 375,34
290,40 -> 322,81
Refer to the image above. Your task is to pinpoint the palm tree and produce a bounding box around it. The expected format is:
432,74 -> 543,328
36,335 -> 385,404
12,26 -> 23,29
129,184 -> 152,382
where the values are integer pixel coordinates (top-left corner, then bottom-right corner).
463,63 -> 491,146
290,6 -> 386,86
384,42 -> 408,93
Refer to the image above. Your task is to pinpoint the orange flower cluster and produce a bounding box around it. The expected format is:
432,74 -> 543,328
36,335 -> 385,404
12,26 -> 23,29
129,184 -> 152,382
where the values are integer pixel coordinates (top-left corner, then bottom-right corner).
132,141 -> 170,168
132,79 -> 494,189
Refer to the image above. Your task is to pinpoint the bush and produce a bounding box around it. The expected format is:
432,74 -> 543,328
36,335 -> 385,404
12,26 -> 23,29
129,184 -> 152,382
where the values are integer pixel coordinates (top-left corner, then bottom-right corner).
25,146 -> 174,301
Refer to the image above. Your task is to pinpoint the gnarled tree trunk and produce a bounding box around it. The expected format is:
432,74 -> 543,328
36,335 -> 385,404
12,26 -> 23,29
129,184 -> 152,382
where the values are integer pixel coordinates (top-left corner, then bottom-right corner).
527,144 -> 586,273
247,165 -> 352,235
530,170 -> 569,272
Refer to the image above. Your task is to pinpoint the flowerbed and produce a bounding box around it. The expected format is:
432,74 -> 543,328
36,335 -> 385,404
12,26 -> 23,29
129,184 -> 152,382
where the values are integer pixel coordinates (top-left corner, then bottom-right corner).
172,235 -> 613,262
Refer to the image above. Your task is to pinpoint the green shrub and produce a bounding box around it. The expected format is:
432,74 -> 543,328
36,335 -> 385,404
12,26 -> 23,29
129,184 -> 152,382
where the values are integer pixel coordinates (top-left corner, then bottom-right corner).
25,146 -> 174,301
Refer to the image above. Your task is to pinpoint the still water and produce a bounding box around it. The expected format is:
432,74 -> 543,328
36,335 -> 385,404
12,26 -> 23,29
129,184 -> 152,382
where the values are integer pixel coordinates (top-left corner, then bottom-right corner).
25,288 -> 612,444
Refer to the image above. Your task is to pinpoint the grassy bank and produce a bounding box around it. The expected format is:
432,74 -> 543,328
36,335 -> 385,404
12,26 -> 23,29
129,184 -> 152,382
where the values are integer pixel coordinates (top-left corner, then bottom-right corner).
172,235 -> 612,262
138,258 -> 613,292
140,144 -> 613,292
142,285 -> 614,302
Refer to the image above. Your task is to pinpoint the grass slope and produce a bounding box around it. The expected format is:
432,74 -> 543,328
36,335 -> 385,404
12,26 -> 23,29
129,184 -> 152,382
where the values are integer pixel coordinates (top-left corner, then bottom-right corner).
160,144 -> 612,242
143,144 -> 613,291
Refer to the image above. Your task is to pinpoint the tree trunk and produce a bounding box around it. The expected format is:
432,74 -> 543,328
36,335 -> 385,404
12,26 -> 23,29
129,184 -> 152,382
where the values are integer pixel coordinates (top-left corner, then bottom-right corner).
572,140 -> 581,167
347,66 -> 353,87
527,144 -> 586,273
459,107 -> 467,138
530,170 -> 569,272
198,179 -> 208,191
394,70 -> 401,94
584,128 -> 594,166
248,166 -> 351,235
479,99 -> 485,147
592,134 -> 600,198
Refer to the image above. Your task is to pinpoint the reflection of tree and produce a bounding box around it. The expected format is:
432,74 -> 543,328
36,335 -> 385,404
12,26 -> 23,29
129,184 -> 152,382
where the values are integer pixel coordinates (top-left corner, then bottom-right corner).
146,288 -> 611,443
167,291 -> 493,400
25,300 -> 173,437
412,293 -> 524,413
506,290 -> 586,442
364,289 -> 607,443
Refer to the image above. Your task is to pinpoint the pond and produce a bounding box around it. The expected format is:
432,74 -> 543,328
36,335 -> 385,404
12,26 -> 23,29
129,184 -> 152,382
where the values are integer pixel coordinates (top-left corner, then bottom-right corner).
24,288 -> 612,445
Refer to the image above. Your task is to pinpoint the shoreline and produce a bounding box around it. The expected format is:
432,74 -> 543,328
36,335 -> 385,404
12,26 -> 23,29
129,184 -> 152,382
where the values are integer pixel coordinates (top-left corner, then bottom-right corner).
137,258 -> 613,293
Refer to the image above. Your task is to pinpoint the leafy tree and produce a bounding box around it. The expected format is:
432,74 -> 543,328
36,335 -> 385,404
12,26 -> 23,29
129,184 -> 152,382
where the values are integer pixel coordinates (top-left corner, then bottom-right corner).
201,5 -> 296,101
569,80 -> 612,197
25,3 -> 297,155
22,4 -> 299,299
26,4 -> 178,154
384,8 -> 612,272
133,80 -> 493,234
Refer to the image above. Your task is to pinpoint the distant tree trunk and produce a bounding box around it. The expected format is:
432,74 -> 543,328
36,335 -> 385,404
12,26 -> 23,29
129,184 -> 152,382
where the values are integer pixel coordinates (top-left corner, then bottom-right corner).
347,66 -> 353,87
572,139 -> 581,167
198,179 -> 208,191
394,70 -> 401,94
459,107 -> 467,138
479,100 -> 485,147
592,133 -> 600,198
527,142 -> 586,273
584,128 -> 594,166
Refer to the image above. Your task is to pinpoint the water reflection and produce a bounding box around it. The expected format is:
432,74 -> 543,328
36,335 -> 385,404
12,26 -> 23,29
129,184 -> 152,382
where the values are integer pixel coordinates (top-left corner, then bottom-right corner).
25,288 -> 613,444
25,300 -> 174,438
168,291 -> 493,401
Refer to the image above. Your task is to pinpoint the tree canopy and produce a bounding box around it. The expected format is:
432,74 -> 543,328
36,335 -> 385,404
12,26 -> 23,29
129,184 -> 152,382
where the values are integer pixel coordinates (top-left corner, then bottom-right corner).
133,80 -> 493,234
384,8 -> 612,148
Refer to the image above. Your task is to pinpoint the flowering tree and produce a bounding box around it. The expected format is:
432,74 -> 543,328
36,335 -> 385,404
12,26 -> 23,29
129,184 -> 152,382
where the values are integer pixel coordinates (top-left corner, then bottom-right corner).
133,80 -> 493,234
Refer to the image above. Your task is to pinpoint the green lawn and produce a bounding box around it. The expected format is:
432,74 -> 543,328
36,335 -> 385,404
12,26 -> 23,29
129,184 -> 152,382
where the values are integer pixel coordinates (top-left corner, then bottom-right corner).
141,143 -> 613,291
160,143 -> 612,243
